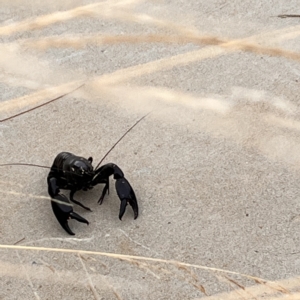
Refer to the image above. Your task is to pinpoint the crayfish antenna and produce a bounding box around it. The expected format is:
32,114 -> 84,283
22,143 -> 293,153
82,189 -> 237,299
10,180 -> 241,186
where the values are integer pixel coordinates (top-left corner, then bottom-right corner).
95,112 -> 150,169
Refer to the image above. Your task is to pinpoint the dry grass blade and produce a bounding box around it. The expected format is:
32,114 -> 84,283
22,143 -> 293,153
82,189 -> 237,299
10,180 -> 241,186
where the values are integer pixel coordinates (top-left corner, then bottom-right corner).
0,190 -> 73,206
176,264 -> 208,295
0,0 -> 140,36
0,243 -> 287,291
0,244 -> 296,299
78,254 -> 100,300
278,14 -> 300,18
23,33 -> 300,62
0,4 -> 97,35
2,24 -> 299,120
0,83 -> 84,122
195,278 -> 300,300
0,80 -> 83,118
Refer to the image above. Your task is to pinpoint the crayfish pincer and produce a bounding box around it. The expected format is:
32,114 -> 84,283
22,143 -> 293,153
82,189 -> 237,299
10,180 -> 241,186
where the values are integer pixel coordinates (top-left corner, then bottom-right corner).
51,193 -> 89,236
47,152 -> 139,235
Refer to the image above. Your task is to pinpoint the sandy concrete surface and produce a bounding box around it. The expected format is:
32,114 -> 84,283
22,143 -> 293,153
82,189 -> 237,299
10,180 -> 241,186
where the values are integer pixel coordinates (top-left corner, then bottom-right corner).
0,1 -> 300,299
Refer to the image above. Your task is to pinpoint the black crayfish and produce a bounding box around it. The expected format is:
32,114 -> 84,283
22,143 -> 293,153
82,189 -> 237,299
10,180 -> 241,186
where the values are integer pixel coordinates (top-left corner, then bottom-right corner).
1,98 -> 148,234
47,151 -> 139,235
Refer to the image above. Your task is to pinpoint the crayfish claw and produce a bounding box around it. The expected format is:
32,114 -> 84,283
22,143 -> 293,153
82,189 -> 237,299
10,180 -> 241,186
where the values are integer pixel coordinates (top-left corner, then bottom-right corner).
62,221 -> 75,236
70,212 -> 89,225
119,199 -> 127,220
132,205 -> 138,220
51,194 -> 88,235
115,177 -> 139,220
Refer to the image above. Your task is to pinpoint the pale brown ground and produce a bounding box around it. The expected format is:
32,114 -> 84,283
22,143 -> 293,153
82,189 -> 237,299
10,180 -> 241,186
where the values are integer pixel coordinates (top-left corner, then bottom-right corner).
0,1 -> 300,299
